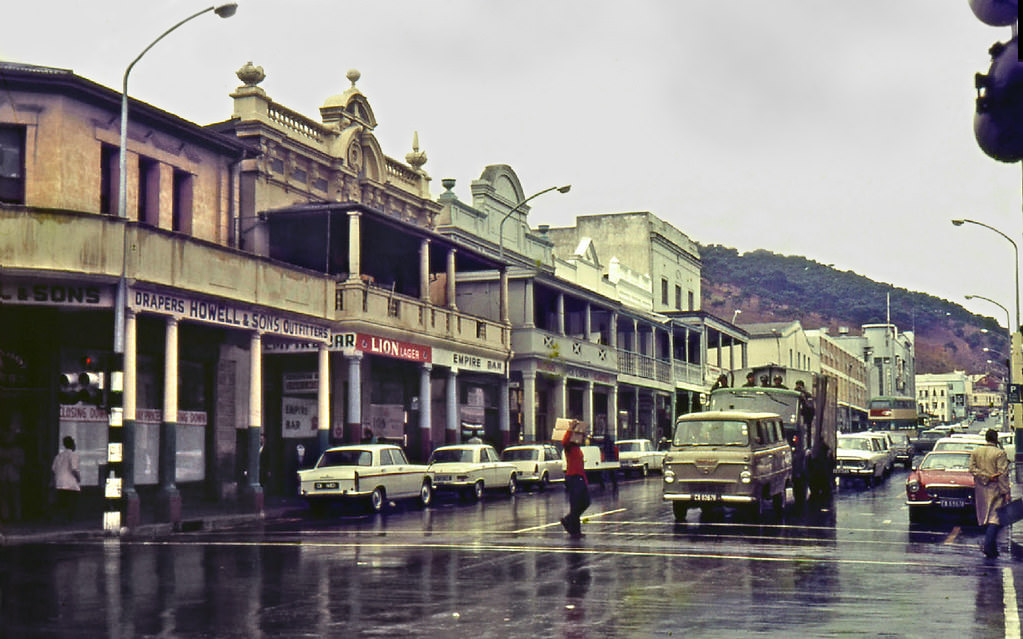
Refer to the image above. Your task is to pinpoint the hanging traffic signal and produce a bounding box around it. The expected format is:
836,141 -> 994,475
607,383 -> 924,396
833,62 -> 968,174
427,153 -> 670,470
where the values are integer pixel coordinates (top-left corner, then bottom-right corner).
975,38 -> 1023,162
58,353 -> 106,405
970,0 -> 1022,162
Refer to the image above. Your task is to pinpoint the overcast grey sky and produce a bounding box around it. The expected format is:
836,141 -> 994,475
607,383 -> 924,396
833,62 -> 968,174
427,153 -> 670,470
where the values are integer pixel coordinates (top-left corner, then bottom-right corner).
4,1 -> 1021,327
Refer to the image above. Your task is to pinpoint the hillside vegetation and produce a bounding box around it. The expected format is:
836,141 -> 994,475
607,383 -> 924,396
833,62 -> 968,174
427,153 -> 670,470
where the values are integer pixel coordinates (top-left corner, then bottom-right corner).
699,245 -> 1006,375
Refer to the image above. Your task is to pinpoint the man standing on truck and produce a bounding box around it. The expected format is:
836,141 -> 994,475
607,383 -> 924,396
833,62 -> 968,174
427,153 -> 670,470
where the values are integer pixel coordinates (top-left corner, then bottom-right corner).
561,429 -> 590,538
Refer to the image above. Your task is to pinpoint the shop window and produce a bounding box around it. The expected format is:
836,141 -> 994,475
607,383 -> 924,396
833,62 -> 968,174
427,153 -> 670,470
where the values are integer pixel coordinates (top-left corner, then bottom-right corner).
0,125 -> 26,204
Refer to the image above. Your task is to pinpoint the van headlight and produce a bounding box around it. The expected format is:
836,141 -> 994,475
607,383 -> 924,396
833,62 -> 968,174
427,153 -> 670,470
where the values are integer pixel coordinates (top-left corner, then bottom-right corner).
663,470 -> 676,483
740,470 -> 752,484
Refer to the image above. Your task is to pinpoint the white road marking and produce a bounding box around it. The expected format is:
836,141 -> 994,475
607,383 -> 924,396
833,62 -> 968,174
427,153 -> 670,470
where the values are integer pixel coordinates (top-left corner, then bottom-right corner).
943,526 -> 961,545
510,508 -> 627,534
1005,566 -> 1020,639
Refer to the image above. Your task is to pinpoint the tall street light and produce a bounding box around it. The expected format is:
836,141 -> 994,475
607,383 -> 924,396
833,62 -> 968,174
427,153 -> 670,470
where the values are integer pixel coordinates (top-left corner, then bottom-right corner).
115,3 -> 238,353
952,218 -> 1019,332
497,184 -> 571,261
967,294 -> 1012,431
110,3 -> 237,532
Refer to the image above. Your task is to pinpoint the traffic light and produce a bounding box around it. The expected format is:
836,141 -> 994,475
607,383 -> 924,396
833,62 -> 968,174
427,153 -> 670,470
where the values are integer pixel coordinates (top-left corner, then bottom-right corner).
970,0 -> 1022,162
58,353 -> 106,405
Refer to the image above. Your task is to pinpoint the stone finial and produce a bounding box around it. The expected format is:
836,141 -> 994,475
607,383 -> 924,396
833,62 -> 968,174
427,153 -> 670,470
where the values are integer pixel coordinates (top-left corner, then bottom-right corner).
236,61 -> 266,86
346,69 -> 361,87
406,131 -> 428,170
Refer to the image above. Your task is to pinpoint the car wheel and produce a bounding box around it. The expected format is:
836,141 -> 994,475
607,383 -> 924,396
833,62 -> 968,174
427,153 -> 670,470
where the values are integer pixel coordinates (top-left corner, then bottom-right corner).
538,472 -> 549,492
507,475 -> 518,496
472,480 -> 485,502
418,481 -> 433,508
369,487 -> 386,513
672,501 -> 689,522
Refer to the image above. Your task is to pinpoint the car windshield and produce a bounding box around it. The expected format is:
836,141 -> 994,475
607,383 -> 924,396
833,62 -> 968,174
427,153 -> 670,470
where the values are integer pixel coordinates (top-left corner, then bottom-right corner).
501,448 -> 538,462
673,420 -> 749,446
920,430 -> 945,440
920,453 -> 971,471
889,433 -> 910,444
933,441 -> 981,451
617,442 -> 641,452
317,449 -> 372,468
839,437 -> 873,452
430,448 -> 475,464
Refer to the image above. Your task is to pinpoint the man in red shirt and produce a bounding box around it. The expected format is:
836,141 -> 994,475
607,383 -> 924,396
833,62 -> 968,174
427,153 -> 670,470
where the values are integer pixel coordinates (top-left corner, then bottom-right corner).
561,428 -> 591,538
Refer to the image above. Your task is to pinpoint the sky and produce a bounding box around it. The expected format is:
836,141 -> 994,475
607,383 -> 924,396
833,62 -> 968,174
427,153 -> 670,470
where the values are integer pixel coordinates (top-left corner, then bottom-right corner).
4,1 -> 1022,328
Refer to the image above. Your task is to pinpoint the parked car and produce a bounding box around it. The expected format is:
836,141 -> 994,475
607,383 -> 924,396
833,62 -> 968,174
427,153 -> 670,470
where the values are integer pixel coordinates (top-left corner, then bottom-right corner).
835,434 -> 887,487
428,443 -> 518,501
864,431 -> 895,475
905,450 -> 975,523
500,443 -> 565,490
662,411 -> 791,520
886,431 -> 915,469
616,438 -> 666,476
297,444 -> 432,513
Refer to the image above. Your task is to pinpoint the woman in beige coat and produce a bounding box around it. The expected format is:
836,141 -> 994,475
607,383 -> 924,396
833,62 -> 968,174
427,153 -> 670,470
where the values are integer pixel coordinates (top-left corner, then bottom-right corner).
969,429 -> 1010,558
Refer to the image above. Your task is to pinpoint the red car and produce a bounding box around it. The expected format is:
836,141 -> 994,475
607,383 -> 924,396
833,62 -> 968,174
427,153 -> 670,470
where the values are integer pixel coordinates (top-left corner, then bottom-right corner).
905,450 -> 975,523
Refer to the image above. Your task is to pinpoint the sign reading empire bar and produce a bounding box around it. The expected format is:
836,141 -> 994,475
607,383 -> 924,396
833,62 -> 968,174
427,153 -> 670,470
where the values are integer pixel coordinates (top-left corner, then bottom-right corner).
130,288 -> 330,342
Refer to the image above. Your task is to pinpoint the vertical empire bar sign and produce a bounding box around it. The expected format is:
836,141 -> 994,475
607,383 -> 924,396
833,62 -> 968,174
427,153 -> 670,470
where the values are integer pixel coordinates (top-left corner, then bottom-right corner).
104,353 -> 124,532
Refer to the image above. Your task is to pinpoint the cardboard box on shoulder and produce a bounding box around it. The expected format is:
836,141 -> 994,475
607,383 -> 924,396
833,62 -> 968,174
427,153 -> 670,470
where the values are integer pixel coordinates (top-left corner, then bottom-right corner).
553,418 -> 589,445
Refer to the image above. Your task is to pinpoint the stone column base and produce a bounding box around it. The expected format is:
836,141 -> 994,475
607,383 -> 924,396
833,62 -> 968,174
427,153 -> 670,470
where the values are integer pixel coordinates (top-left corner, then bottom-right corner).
242,485 -> 264,513
157,488 -> 182,526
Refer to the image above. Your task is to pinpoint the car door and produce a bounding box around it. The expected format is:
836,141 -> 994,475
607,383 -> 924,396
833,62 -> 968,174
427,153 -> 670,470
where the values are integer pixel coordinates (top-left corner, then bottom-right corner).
386,447 -> 416,498
480,446 -> 500,486
545,445 -> 565,481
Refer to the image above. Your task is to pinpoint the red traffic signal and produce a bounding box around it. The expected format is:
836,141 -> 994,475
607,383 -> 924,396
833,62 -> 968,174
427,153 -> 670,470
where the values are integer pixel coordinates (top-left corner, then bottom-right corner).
57,353 -> 107,406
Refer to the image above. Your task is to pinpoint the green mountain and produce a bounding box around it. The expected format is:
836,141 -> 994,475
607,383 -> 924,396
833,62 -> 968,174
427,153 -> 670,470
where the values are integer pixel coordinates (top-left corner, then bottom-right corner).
698,244 -> 1007,375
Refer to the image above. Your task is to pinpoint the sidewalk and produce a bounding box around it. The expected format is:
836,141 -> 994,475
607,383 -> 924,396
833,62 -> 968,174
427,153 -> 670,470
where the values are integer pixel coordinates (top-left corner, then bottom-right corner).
1010,471 -> 1023,559
0,496 -> 307,545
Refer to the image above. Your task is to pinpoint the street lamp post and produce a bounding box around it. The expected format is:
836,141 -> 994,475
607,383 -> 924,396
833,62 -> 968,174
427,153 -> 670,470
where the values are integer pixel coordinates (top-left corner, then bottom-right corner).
952,219 -> 1019,332
109,3 -> 238,533
967,294 -> 1013,432
497,184 -> 571,262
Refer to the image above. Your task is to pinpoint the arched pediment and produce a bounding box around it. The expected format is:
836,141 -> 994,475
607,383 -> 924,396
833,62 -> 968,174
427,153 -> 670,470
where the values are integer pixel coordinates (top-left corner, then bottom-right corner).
474,164 -> 525,206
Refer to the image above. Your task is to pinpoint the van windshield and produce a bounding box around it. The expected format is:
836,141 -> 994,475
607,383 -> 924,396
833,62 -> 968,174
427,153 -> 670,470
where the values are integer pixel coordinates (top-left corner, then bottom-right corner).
707,389 -> 799,423
673,420 -> 749,447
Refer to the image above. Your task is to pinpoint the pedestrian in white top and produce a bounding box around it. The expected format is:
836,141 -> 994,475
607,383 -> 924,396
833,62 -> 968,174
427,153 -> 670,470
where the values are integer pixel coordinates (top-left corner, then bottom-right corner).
51,436 -> 81,522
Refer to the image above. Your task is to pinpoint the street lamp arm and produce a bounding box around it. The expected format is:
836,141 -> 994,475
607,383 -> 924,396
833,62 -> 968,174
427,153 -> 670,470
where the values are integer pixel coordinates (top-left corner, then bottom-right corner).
953,218 -> 1020,332
498,184 -> 570,261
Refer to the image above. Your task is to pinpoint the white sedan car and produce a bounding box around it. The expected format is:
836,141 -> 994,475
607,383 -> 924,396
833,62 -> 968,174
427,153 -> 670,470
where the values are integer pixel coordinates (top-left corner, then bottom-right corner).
428,443 -> 519,500
615,438 -> 666,476
500,443 -> 565,490
297,444 -> 433,513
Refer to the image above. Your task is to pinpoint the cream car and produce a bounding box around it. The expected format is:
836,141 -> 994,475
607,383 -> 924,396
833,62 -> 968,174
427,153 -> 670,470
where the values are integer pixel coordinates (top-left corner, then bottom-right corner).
428,444 -> 519,501
297,444 -> 433,513
835,434 -> 887,487
500,443 -> 565,490
616,438 -> 666,476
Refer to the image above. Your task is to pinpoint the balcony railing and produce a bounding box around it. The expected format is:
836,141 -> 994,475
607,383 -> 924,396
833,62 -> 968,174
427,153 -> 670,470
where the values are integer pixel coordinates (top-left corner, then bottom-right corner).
335,279 -> 508,350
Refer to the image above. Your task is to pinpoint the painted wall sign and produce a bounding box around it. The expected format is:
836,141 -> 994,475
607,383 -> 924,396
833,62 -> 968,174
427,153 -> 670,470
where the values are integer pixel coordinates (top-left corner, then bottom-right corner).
432,347 -> 506,375
283,373 -> 319,394
0,278 -> 112,307
282,396 -> 318,439
129,287 -> 330,342
353,333 -> 430,362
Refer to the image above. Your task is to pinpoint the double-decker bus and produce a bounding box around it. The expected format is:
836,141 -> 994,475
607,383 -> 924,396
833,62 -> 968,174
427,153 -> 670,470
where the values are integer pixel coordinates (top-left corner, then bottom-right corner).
867,396 -> 919,434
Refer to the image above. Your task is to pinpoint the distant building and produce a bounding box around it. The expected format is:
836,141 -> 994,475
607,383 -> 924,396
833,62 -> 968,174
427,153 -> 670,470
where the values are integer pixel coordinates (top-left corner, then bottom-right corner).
805,328 -> 870,432
834,324 -> 916,401
916,372 -> 970,424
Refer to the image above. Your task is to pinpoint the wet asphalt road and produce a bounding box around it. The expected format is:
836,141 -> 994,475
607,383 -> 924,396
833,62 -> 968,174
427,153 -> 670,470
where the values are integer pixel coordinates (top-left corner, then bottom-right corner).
1,467 -> 1020,639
